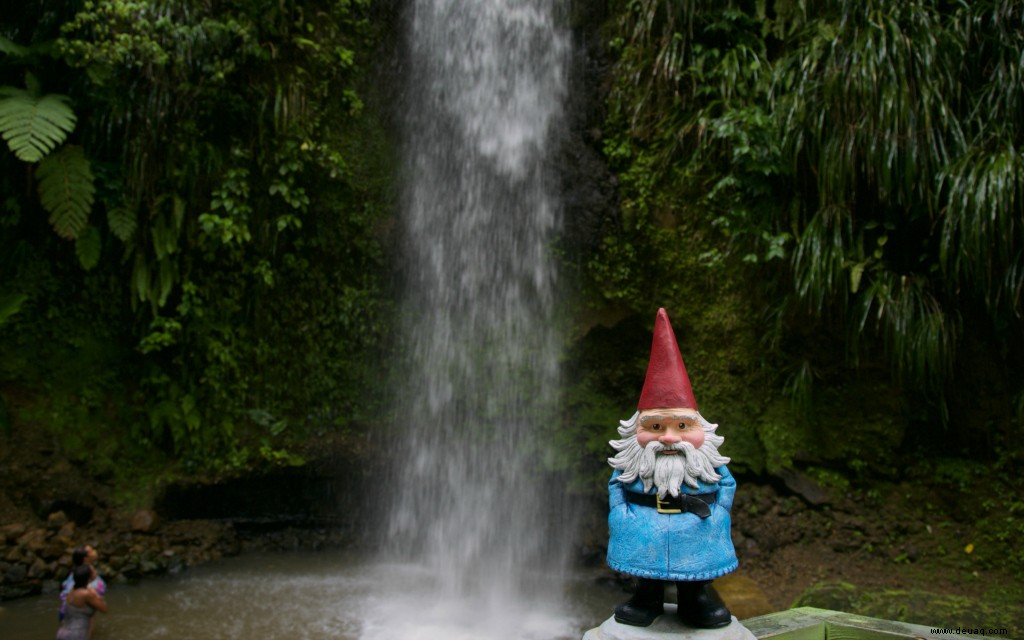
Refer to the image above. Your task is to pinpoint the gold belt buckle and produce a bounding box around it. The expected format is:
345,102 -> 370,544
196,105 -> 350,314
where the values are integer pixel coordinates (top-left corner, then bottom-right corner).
656,495 -> 682,514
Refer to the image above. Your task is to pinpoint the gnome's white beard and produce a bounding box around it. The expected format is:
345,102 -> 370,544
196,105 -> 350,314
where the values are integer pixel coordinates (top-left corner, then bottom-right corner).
608,412 -> 730,499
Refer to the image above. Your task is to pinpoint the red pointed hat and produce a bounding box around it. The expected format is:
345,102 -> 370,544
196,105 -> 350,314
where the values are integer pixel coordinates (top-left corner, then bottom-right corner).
637,308 -> 697,411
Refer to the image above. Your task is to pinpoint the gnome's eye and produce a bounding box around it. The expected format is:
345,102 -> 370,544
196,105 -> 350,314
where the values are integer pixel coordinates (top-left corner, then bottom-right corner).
649,423 -> 662,431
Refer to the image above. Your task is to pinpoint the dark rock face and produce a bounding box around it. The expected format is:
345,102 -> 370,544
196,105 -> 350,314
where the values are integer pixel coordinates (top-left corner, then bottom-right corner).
555,0 -> 618,263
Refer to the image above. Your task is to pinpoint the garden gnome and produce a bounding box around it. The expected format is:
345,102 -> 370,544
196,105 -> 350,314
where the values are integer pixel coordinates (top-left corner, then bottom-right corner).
606,307 -> 737,629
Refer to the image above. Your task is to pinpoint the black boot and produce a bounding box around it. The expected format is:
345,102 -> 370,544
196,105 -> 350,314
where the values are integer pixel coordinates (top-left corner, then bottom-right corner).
614,578 -> 665,627
675,580 -> 731,629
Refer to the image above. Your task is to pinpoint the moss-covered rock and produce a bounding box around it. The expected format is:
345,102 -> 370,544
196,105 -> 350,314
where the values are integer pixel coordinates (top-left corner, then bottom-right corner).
793,580 -> 1024,629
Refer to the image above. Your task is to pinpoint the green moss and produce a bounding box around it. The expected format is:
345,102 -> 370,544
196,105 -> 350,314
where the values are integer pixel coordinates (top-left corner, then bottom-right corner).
794,580 -> 1024,629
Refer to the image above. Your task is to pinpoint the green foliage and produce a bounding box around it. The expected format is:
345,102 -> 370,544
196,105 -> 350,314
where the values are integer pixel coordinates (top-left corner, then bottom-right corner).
939,144 -> 1024,312
36,144 -> 95,239
0,292 -> 27,326
772,0 -> 1024,413
0,0 -> 392,483
106,204 -> 137,241
74,225 -> 101,269
595,0 -> 1024,477
0,36 -> 31,57
0,76 -> 77,163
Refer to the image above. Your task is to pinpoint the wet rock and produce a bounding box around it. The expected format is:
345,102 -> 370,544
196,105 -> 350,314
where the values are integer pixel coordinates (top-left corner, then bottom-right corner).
46,511 -> 69,530
777,469 -> 832,506
43,539 -> 67,560
26,557 -> 47,579
131,510 -> 160,534
1,523 -> 27,543
16,528 -> 46,552
793,580 -> 857,612
3,563 -> 27,584
714,574 -> 774,620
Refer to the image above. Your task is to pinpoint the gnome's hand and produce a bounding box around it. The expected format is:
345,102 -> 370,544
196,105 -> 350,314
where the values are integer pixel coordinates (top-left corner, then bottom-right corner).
608,471 -> 628,512
716,465 -> 736,512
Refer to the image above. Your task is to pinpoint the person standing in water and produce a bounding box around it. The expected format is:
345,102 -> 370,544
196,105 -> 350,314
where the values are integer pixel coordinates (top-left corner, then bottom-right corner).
59,545 -> 106,621
56,564 -> 107,640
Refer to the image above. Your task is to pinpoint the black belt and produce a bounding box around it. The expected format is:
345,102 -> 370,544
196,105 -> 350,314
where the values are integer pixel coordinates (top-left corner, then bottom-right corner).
625,491 -> 716,518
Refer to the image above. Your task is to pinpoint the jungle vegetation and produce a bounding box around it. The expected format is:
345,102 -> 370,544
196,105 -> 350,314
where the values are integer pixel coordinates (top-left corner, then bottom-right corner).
1,0 -> 1021,562
0,0 -> 394,492
582,0 -> 1022,465
569,0 -> 1023,575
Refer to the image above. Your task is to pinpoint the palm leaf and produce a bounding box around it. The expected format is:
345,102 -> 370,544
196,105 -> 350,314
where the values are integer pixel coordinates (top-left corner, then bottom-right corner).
36,145 -> 95,239
0,86 -> 77,163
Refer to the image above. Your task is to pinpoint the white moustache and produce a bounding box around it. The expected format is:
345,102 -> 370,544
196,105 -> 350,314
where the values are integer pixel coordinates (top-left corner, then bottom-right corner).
646,441 -> 695,454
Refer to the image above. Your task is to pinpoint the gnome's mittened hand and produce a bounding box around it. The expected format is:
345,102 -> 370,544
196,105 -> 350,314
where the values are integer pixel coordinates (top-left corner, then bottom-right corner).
609,473 -> 628,511
716,465 -> 736,512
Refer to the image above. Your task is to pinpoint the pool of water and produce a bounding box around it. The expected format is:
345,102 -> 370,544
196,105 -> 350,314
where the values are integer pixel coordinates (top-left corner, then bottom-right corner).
0,549 -> 623,640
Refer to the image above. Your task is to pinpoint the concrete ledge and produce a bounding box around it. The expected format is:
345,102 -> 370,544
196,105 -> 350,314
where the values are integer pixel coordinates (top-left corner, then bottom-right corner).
742,607 -> 992,640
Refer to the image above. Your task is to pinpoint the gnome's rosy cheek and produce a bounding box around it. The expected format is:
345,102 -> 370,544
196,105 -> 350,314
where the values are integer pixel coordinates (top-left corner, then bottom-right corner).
636,429 -> 661,449
679,427 -> 704,449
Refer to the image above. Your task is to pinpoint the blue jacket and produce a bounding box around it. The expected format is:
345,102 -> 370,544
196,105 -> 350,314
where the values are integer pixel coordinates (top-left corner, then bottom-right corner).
606,465 -> 738,581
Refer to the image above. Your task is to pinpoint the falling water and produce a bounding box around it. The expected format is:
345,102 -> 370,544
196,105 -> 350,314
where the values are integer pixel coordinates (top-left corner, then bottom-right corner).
380,0 -> 575,637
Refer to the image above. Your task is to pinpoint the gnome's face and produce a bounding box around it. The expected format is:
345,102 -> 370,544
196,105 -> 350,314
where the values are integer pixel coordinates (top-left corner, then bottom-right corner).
608,409 -> 730,497
636,408 -> 705,452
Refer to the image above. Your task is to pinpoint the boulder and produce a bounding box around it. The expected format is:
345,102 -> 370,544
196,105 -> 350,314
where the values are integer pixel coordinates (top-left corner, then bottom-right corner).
131,510 -> 160,534
16,527 -> 46,552
57,521 -> 76,539
0,522 -> 27,543
46,511 -> 69,530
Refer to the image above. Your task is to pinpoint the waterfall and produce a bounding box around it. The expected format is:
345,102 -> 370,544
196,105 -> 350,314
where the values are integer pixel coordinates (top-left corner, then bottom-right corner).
372,0 -> 576,637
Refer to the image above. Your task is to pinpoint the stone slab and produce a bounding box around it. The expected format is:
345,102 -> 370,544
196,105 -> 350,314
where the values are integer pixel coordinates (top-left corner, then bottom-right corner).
583,604 -> 756,640
742,607 -> 992,640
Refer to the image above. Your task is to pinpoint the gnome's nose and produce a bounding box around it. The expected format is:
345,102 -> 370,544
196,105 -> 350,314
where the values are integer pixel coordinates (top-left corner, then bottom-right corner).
659,433 -> 681,444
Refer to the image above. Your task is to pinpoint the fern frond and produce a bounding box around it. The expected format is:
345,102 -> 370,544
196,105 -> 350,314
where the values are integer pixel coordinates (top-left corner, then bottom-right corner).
36,145 -> 95,239
0,88 -> 77,163
107,205 -> 137,241
75,226 -> 102,270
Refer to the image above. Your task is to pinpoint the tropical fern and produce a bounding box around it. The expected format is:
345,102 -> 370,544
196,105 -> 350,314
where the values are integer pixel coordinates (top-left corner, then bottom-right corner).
75,226 -> 102,270
107,204 -> 138,241
36,145 -> 95,239
0,79 -> 77,163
